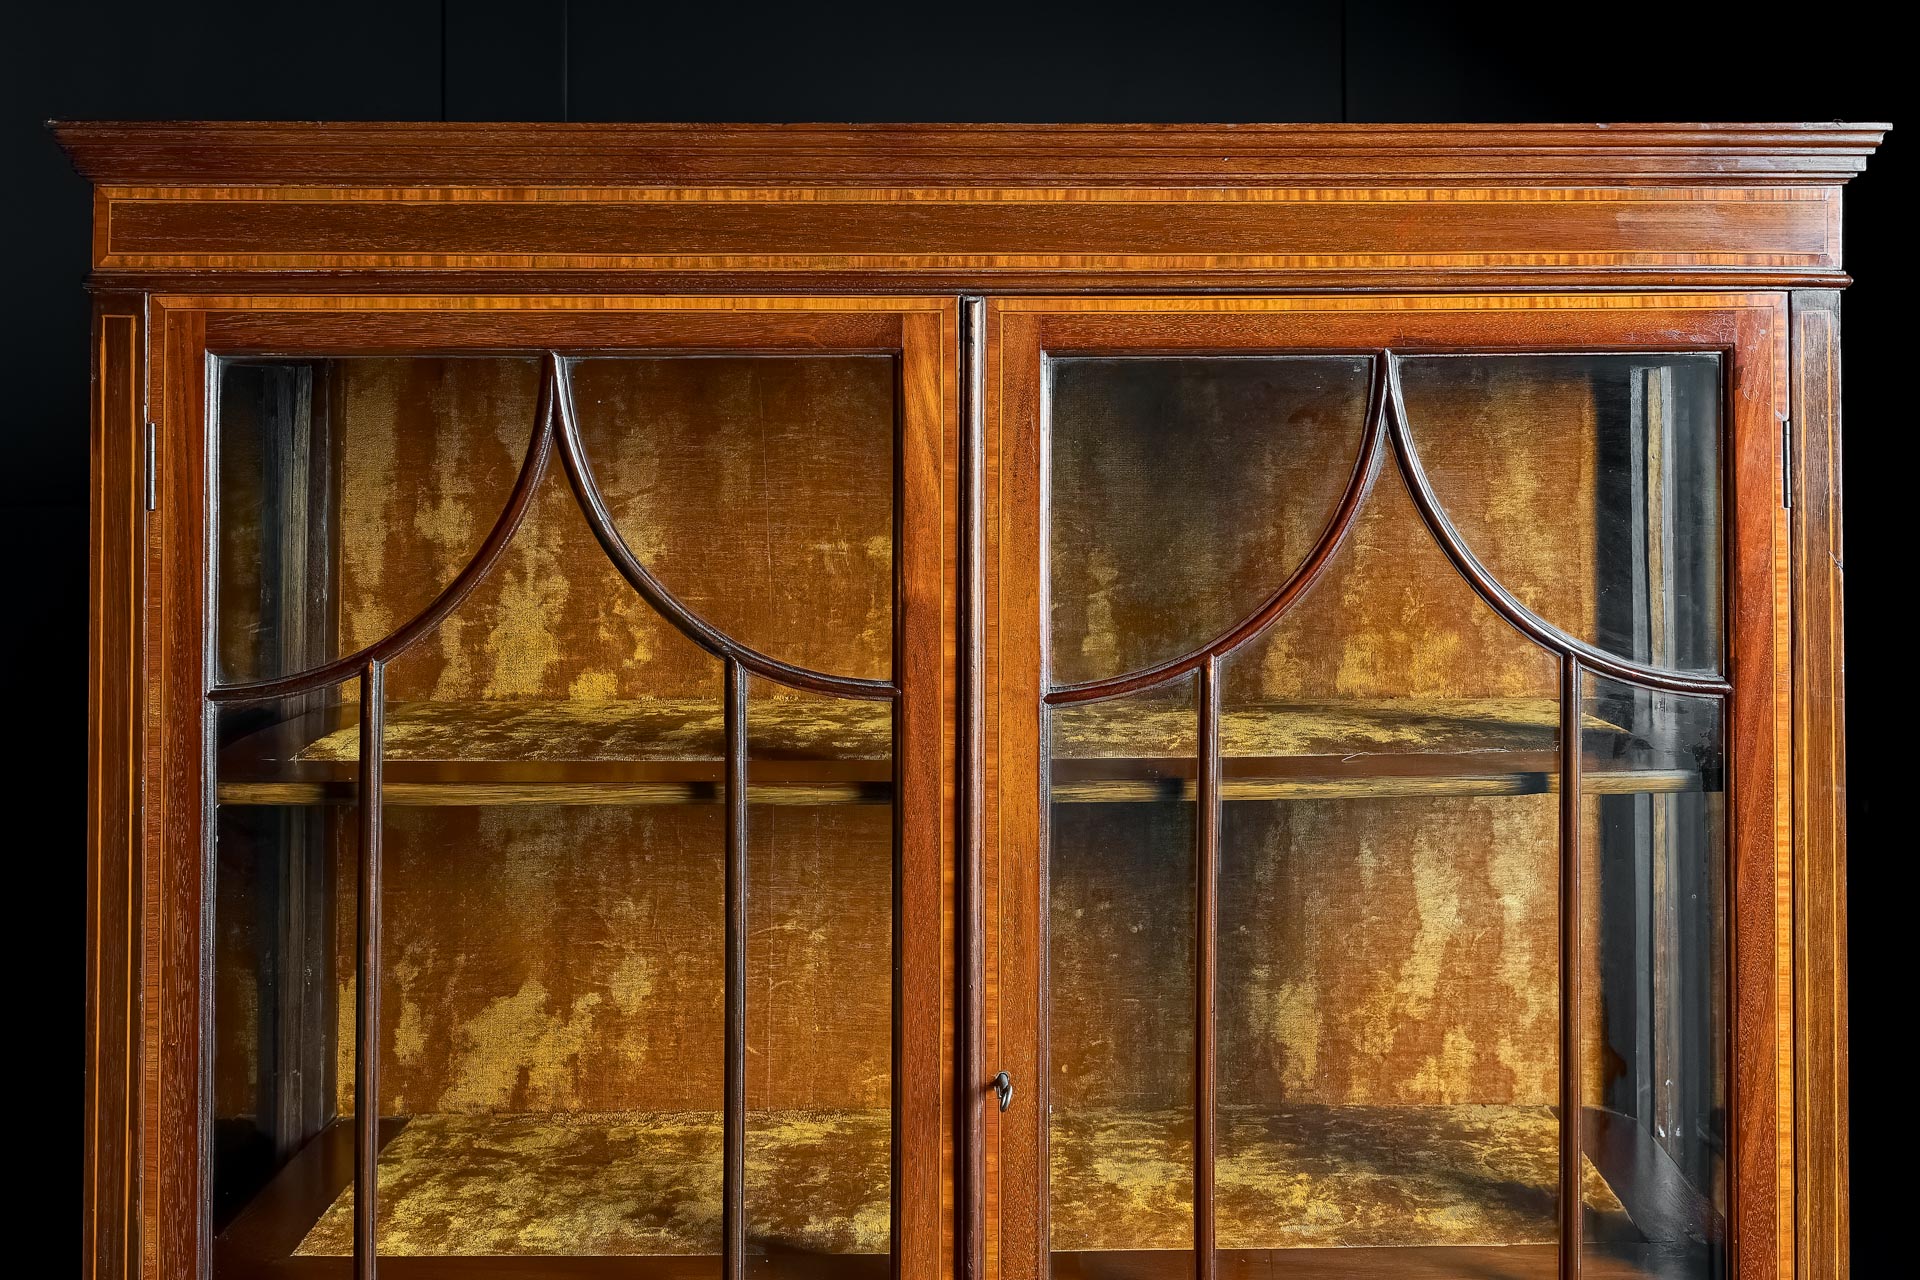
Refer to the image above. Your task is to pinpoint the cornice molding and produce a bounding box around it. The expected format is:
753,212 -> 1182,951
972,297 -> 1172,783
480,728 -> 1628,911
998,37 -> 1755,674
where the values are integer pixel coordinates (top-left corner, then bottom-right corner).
55,121 -> 1890,188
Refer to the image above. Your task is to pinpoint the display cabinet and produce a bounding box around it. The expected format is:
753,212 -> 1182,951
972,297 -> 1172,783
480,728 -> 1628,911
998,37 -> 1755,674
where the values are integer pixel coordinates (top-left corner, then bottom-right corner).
65,122 -> 1880,1280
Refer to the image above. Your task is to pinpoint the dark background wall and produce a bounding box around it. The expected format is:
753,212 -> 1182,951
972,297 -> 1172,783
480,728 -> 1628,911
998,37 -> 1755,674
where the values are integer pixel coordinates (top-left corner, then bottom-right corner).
4,0 -> 1897,1238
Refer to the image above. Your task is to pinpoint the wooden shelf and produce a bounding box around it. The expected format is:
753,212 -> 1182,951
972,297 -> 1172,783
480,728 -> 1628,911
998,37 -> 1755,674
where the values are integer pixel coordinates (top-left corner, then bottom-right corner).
217,698 -> 893,808
217,697 -> 1711,808
215,1105 -> 1714,1278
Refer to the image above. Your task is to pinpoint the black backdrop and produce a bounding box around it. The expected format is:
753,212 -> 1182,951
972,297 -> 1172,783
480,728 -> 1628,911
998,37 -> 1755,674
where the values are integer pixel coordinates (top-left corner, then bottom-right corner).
5,0 -> 1898,1242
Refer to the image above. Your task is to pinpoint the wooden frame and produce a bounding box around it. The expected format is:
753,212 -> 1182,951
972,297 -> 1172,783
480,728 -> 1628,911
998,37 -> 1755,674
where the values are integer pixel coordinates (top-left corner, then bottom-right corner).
984,294 -> 1789,1280
127,294 -> 960,1280
66,123 -> 1878,1280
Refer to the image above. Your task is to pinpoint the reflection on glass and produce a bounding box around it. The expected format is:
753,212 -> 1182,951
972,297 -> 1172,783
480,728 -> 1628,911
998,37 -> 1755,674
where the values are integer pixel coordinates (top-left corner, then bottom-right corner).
1046,357 -> 1372,687
1397,355 -> 1723,675
215,358 -> 540,686
210,685 -> 358,1275
1582,674 -> 1727,1279
1048,675 -> 1197,1267
744,676 -> 893,1261
570,356 -> 896,682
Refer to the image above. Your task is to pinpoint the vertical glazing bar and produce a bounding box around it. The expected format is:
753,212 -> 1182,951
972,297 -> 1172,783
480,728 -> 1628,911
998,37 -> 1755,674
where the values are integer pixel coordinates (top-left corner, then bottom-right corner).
1559,654 -> 1583,1280
723,657 -> 748,1280
1195,657 -> 1221,1278
354,659 -> 385,1280
960,296 -> 987,1280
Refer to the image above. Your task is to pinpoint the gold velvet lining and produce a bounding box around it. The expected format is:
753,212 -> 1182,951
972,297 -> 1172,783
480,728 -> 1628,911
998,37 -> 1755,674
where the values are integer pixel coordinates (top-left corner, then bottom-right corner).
295,1104 -> 1628,1257
290,695 -> 1589,767
1052,1104 -> 1629,1251
297,1109 -> 889,1257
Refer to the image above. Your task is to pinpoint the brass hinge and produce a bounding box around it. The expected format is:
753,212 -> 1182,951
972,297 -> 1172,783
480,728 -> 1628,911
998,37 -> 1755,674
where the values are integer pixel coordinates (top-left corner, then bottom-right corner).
145,422 -> 158,511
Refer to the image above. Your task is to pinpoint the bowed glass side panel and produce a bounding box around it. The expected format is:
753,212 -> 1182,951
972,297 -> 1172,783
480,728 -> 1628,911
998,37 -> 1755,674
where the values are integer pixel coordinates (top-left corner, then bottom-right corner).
1581,674 -> 1728,1280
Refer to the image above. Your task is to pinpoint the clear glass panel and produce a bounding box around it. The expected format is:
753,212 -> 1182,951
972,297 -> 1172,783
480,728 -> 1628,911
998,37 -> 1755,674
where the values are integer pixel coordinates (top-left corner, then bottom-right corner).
569,356 -> 896,682
349,465 -> 728,1267
1213,466 -> 1571,1277
1581,674 -> 1727,1279
1397,355 -> 1723,675
208,347 -> 902,1275
214,357 -> 541,685
1046,357 -> 1372,686
744,676 -> 893,1268
210,683 -> 359,1276
1049,674 -> 1197,1270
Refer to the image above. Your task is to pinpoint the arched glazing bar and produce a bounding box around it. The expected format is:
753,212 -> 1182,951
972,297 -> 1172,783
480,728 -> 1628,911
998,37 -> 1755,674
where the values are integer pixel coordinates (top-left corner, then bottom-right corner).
1040,349 -> 1732,1280
1045,355 -> 1731,708
1385,359 -> 1730,700
554,363 -> 898,704
1044,356 -> 1389,708
212,353 -> 900,705
209,356 -> 562,706
207,349 -> 902,1280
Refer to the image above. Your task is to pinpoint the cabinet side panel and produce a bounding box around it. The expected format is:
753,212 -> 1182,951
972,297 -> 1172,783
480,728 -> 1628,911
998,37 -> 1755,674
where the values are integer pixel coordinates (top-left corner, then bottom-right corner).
1790,290 -> 1848,1280
87,293 -> 146,1280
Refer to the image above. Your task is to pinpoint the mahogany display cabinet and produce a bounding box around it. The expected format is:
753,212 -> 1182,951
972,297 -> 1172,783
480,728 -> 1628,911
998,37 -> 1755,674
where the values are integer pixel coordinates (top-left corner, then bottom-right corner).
64,122 -> 1883,1280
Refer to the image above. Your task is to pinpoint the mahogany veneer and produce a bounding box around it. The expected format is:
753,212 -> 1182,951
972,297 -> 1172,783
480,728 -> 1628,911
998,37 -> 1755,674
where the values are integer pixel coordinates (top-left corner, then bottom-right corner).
67,122 -> 1879,1280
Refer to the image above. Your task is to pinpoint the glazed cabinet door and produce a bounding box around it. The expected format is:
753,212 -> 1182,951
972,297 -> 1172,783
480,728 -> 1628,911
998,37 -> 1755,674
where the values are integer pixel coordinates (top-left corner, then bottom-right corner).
146,298 -> 959,1280
981,297 -> 1790,1280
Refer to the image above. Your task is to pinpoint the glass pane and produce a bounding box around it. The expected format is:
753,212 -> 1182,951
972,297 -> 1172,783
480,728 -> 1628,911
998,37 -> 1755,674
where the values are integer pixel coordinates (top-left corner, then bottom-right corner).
1397,355 -> 1723,675
215,357 -> 540,685
1049,674 -> 1197,1270
1213,466 -> 1574,1277
208,347 -> 903,1275
570,356 -> 896,682
210,683 -> 359,1278
1582,674 -> 1727,1279
345,465 -> 728,1267
744,676 -> 893,1267
1046,357 -> 1372,686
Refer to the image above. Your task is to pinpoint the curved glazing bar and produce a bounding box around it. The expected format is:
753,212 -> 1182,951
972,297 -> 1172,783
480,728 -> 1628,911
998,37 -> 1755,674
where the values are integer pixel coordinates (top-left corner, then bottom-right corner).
210,355 -> 562,704
1385,360 -> 1730,698
1046,357 -> 1387,707
214,356 -> 546,690
1053,350 -> 1733,709
1396,353 -> 1723,681
568,354 -> 896,685
215,352 -> 900,705
554,359 -> 898,703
